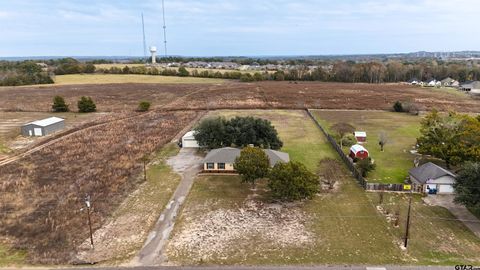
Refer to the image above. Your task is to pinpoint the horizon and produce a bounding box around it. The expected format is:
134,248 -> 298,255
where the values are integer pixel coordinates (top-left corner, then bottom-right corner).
1,0 -> 479,57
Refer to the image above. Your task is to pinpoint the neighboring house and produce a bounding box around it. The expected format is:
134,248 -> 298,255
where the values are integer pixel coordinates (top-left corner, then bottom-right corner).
203,147 -> 290,172
426,79 -> 441,87
409,162 -> 456,194
21,117 -> 65,137
349,144 -> 369,160
440,77 -> 459,87
408,78 -> 421,85
354,131 -> 367,143
459,81 -> 480,93
181,131 -> 199,148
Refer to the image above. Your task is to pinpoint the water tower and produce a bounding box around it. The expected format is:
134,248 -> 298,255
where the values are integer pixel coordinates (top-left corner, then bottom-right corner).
149,46 -> 157,64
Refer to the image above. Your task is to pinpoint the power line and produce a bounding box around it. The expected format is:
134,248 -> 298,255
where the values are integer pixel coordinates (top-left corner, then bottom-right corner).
161,0 -> 168,58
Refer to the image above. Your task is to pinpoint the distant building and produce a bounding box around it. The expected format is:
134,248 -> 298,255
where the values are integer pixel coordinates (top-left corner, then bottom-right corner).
440,77 -> 459,87
426,79 -> 441,87
203,147 -> 290,172
409,162 -> 456,194
21,117 -> 65,137
459,81 -> 480,93
408,78 -> 422,85
181,131 -> 199,148
349,144 -> 369,160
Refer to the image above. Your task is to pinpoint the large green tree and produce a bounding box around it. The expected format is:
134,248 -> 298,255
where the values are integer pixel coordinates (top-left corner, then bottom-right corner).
234,147 -> 270,188
77,96 -> 96,113
194,117 -> 230,149
268,161 -> 319,201
453,162 -> 480,209
52,95 -> 69,112
417,111 -> 480,168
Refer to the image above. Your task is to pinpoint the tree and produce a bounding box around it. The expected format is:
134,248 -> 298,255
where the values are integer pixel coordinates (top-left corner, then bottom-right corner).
194,117 -> 230,149
178,66 -> 189,77
240,73 -> 254,82
318,158 -> 342,190
393,101 -> 404,112
331,122 -> 355,148
268,161 -> 319,201
51,95 -> 69,112
137,101 -> 151,112
357,157 -> 376,177
228,116 -> 283,149
77,96 -> 96,113
417,111 -> 464,169
234,147 -> 270,188
378,130 -> 389,152
453,162 -> 480,209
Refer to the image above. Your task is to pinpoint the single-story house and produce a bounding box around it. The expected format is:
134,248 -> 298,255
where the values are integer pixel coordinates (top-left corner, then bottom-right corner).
203,147 -> 290,172
459,81 -> 480,93
21,117 -> 65,137
354,131 -> 367,143
408,78 -> 422,85
181,130 -> 199,148
349,144 -> 369,160
440,77 -> 459,87
409,162 -> 456,194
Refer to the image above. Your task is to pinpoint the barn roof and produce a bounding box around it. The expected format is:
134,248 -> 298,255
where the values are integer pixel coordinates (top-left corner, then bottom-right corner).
203,147 -> 289,166
354,131 -> 367,137
409,162 -> 456,184
24,117 -> 64,127
350,144 -> 368,154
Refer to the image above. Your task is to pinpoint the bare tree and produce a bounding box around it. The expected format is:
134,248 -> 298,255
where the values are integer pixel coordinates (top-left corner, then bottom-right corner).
378,130 -> 389,152
318,158 -> 343,190
331,122 -> 355,148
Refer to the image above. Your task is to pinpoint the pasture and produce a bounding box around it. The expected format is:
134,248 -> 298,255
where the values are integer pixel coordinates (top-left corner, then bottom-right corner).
312,110 -> 421,184
53,74 -> 225,85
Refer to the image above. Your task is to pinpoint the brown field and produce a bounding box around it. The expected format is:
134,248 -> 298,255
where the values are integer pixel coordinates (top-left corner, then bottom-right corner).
0,110 -> 198,264
0,81 -> 478,113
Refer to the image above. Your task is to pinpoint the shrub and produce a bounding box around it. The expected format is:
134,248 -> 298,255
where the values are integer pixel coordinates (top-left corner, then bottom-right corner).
137,101 -> 151,112
393,101 -> 404,112
178,66 -> 189,77
356,157 -> 376,177
52,95 -> 69,112
240,73 -> 254,82
77,96 -> 96,113
268,161 -> 319,201
341,134 -> 356,147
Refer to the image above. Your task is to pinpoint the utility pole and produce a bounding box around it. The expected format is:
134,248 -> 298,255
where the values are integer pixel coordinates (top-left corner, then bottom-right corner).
85,194 -> 94,249
404,189 -> 413,248
161,0 -> 168,58
143,158 -> 147,181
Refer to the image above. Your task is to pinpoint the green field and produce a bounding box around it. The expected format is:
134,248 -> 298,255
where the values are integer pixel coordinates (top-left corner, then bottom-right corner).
312,110 -> 421,184
53,74 -> 225,85
0,244 -> 25,267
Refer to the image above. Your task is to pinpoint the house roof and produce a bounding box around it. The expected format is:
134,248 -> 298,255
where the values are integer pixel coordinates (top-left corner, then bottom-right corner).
408,162 -> 456,184
441,77 -> 455,83
24,117 -> 64,127
182,130 -> 196,140
203,147 -> 289,166
350,144 -> 368,154
354,131 -> 366,137
461,81 -> 480,89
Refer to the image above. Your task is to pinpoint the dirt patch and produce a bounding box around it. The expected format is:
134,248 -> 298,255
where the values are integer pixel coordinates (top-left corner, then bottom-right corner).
166,199 -> 314,261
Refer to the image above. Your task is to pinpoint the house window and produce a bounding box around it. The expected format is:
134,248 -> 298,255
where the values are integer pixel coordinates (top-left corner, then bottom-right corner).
218,163 -> 225,170
206,163 -> 214,169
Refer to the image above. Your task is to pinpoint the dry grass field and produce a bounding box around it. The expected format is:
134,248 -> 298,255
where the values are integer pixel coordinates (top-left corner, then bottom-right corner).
0,110 -> 198,264
1,81 -> 478,113
53,74 -> 225,85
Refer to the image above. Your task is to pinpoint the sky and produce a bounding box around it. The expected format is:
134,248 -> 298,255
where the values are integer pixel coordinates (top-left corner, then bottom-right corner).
0,0 -> 479,57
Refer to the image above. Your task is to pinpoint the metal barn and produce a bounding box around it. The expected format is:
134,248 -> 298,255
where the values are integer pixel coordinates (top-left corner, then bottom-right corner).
21,117 -> 65,137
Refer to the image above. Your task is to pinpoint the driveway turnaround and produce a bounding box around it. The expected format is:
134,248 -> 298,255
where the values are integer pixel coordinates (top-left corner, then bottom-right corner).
133,147 -> 203,266
424,195 -> 480,238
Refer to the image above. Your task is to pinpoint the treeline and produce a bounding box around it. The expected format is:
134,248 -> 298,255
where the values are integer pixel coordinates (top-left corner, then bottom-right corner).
0,61 -> 53,86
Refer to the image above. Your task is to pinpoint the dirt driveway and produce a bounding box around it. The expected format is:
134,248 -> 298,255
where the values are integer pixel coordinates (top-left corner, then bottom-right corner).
132,147 -> 203,266
423,195 -> 480,238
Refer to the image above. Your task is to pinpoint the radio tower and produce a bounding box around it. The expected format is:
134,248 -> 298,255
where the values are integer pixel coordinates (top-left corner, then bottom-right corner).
141,13 -> 147,62
162,0 -> 168,58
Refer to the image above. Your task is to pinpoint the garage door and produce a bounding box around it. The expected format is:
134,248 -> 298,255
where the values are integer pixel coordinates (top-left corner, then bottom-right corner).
438,184 -> 454,194
33,128 -> 43,136
182,139 -> 199,148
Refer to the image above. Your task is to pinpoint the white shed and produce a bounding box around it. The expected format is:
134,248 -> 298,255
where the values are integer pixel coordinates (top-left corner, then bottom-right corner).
181,131 -> 199,148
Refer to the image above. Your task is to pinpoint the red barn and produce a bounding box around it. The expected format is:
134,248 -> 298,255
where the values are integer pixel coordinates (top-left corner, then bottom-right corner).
349,144 -> 369,160
354,131 -> 367,143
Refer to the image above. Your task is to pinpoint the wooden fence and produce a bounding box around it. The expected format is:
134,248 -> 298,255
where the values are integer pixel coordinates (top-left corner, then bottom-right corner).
305,109 -> 367,188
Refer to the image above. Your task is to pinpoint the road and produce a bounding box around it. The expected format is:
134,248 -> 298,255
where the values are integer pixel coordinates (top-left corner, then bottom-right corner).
131,148 -> 203,266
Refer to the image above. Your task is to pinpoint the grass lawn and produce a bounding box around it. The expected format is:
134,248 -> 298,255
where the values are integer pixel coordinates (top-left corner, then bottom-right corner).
366,192 -> 480,265
53,74 -> 225,85
312,110 -> 421,184
0,244 -> 25,267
